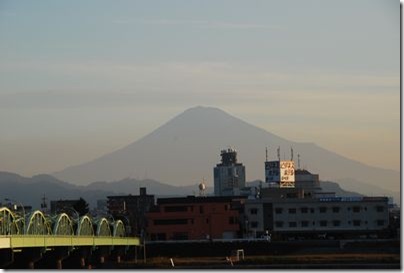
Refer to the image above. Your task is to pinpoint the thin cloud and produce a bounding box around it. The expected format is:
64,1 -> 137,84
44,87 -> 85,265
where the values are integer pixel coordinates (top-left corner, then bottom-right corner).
113,18 -> 281,30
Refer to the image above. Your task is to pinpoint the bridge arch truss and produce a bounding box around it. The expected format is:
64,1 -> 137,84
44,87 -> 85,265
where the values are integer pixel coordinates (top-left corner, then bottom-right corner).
26,210 -> 51,235
53,213 -> 74,236
0,207 -> 19,235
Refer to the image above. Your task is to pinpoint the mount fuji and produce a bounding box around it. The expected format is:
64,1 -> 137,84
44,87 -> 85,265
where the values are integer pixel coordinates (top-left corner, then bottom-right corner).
52,106 -> 399,201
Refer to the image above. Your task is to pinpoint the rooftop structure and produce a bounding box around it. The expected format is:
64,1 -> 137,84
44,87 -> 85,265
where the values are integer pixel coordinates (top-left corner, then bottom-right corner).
214,147 -> 246,196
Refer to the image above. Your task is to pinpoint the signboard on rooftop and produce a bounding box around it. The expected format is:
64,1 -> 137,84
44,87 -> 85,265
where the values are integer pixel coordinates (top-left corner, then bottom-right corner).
280,160 -> 295,188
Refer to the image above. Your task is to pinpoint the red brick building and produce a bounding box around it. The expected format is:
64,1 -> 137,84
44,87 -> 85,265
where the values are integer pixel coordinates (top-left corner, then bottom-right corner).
146,196 -> 245,241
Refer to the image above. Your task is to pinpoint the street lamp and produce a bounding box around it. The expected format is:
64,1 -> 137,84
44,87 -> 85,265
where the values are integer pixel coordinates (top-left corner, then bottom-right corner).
5,198 -> 26,235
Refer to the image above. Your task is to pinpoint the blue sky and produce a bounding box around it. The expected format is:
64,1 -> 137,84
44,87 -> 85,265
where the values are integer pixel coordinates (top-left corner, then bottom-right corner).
0,0 -> 400,175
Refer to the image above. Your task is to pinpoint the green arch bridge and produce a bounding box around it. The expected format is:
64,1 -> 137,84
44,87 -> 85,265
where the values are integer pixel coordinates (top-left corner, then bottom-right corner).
0,207 -> 141,268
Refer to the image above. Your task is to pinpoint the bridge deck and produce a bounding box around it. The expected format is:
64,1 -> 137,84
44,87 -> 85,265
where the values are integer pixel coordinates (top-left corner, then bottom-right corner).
0,235 -> 140,249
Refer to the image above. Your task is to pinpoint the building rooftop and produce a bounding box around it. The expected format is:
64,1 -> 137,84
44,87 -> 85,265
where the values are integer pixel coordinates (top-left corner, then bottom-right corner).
157,195 -> 246,205
295,169 -> 313,175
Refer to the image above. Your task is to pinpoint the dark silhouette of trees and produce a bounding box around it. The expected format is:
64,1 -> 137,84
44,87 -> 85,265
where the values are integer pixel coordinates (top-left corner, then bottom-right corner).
73,197 -> 89,216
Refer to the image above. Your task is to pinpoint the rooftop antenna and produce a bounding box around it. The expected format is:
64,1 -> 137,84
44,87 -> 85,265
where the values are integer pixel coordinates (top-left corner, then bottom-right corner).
298,154 -> 301,169
41,194 -> 48,212
277,146 -> 280,161
291,147 -> 294,161
265,147 -> 268,162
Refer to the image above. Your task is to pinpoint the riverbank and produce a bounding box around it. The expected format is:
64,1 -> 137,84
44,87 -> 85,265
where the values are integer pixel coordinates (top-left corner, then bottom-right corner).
110,253 -> 400,269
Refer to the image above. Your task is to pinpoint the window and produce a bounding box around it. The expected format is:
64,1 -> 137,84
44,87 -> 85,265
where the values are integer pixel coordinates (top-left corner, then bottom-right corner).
275,208 -> 283,214
214,169 -> 219,178
332,220 -> 341,227
320,221 -> 327,227
332,207 -> 340,213
289,222 -> 297,228
251,221 -> 258,228
353,220 -> 361,226
164,206 -> 188,212
288,208 -> 296,214
310,208 -> 315,213
300,207 -> 308,213
155,233 -> 166,240
376,206 -> 384,212
319,207 -> 327,213
353,206 -> 361,213
229,216 -> 237,225
225,205 -> 229,211
250,208 -> 258,215
200,206 -> 204,214
286,193 -> 298,198
154,219 -> 188,225
206,218 -> 209,224
301,221 -> 309,227
377,220 -> 385,226
172,232 -> 188,240
275,221 -> 283,228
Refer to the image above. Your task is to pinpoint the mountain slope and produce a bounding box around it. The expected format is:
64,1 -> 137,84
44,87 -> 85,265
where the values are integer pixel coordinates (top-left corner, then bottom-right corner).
52,106 -> 399,198
0,172 -> 113,209
0,172 -> 200,209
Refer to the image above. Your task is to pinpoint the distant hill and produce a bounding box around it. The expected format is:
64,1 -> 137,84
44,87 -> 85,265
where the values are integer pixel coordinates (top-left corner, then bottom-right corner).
0,172 -> 396,210
85,178 -> 203,197
0,172 -> 200,209
0,172 -> 113,209
52,106 -> 399,202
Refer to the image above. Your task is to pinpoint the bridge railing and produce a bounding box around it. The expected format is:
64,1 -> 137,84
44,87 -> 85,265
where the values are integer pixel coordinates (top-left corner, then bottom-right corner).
0,235 -> 140,249
0,207 -> 129,237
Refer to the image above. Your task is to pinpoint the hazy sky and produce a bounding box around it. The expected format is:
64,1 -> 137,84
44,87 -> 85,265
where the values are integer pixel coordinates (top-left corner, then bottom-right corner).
0,0 -> 400,176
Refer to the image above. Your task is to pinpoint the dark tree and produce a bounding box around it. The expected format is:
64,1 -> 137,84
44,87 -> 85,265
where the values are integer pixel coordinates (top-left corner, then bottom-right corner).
73,197 -> 89,216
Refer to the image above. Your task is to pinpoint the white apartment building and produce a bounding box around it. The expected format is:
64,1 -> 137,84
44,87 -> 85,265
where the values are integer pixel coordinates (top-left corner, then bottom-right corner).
244,196 -> 389,238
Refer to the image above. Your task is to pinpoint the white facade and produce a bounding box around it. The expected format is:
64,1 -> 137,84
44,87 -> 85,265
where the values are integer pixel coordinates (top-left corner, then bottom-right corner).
271,197 -> 389,232
244,197 -> 389,237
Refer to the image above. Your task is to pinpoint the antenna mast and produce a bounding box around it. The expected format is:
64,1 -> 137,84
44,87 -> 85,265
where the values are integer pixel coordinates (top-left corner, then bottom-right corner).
298,154 -> 301,169
277,146 -> 280,161
41,194 -> 48,212
265,147 -> 268,161
291,147 -> 294,161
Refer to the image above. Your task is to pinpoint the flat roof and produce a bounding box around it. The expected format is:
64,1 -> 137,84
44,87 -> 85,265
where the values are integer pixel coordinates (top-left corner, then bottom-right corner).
107,194 -> 154,199
157,196 -> 246,205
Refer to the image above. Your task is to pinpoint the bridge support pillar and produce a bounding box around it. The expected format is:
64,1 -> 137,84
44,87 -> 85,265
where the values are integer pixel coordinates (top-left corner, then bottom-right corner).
12,247 -> 44,269
110,245 -> 125,265
59,246 -> 92,269
56,259 -> 63,269
0,249 -> 14,268
76,246 -> 92,269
